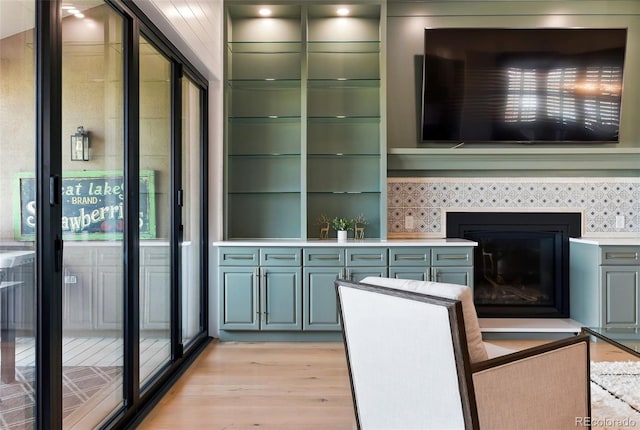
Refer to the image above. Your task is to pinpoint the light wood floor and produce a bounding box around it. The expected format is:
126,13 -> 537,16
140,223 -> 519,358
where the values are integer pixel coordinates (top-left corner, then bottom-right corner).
137,338 -> 640,430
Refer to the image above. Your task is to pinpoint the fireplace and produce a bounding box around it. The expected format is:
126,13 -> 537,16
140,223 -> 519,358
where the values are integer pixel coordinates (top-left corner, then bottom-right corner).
446,212 -> 581,318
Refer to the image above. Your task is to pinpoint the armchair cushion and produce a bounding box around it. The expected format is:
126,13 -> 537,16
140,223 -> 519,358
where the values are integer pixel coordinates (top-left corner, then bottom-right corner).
361,277 -> 488,363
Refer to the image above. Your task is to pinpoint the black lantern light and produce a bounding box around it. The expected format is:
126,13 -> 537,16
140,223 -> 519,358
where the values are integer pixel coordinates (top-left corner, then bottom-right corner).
70,126 -> 89,161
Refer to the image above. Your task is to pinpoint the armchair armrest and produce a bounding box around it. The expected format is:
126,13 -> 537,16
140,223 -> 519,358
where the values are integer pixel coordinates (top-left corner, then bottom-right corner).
471,335 -> 590,430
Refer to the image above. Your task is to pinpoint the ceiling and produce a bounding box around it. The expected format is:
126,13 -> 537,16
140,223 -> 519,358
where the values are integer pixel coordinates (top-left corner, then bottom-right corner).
0,1 -> 221,79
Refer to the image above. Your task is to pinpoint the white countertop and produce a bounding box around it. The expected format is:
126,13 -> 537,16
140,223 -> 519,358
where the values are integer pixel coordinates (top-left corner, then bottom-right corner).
570,237 -> 640,246
0,250 -> 35,269
213,238 -> 477,247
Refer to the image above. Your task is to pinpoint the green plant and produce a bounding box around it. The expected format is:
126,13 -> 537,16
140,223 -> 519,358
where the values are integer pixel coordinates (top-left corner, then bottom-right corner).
330,217 -> 354,231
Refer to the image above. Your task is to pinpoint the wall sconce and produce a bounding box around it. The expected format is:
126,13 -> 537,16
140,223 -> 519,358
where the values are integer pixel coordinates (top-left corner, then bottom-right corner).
70,126 -> 89,161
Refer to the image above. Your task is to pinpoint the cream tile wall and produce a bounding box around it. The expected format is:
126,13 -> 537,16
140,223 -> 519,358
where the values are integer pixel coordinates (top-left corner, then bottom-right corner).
388,177 -> 640,238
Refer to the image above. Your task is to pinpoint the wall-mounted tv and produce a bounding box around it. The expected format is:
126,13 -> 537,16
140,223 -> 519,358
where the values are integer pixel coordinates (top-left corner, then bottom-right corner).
420,28 -> 627,144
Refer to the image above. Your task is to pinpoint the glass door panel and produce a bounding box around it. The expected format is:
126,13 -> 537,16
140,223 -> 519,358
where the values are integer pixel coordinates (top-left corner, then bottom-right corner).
0,1 -> 36,427
181,78 -> 203,345
61,3 -> 124,427
139,36 -> 171,386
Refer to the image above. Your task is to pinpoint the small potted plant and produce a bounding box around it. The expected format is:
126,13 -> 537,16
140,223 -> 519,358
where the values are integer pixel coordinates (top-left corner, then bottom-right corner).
331,217 -> 354,242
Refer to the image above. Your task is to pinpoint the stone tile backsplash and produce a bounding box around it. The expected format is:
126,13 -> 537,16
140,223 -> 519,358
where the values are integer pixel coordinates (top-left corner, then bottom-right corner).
387,177 -> 640,237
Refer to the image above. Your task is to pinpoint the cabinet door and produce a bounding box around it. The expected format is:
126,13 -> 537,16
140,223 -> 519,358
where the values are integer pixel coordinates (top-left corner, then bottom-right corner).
141,247 -> 170,331
601,266 -> 639,326
304,267 -> 343,331
62,247 -> 96,330
388,267 -> 429,281
219,267 -> 259,330
347,267 -> 388,283
63,265 -> 94,330
7,262 -> 35,332
432,267 -> 473,288
96,265 -> 123,330
141,266 -> 170,330
261,267 -> 302,331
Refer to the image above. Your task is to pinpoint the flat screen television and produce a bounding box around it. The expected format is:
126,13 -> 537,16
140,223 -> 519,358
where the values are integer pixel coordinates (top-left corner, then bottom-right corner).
420,28 -> 627,144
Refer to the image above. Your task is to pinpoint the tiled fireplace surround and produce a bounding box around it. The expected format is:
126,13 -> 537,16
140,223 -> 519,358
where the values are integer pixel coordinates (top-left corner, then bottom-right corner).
387,177 -> 640,238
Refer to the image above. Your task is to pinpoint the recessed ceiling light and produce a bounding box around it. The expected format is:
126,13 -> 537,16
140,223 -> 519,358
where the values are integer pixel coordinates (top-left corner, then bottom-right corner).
61,5 -> 75,10
336,7 -> 349,16
259,8 -> 272,17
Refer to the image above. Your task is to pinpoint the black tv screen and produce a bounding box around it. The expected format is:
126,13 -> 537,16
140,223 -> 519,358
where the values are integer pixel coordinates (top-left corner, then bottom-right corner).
421,28 -> 627,144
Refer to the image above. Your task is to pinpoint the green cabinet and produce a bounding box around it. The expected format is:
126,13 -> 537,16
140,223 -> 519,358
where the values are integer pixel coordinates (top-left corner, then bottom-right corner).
219,244 -> 473,339
570,242 -> 640,328
304,248 -> 343,331
388,247 -> 473,287
303,247 -> 387,331
225,3 -> 385,240
219,247 -> 302,331
601,247 -> 640,326
602,266 -> 639,325
219,266 -> 259,330
388,247 -> 430,281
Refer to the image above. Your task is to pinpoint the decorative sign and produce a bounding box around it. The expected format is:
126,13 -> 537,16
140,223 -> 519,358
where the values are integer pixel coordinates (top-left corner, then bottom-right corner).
14,171 -> 157,240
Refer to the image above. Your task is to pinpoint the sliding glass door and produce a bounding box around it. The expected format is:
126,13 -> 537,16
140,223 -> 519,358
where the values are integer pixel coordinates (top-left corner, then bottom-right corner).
139,36 -> 171,386
181,77 -> 204,346
61,3 -> 125,427
0,1 -> 37,427
1,0 -> 208,427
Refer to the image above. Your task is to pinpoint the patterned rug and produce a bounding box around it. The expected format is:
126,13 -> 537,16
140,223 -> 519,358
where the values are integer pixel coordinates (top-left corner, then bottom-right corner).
0,366 -> 121,429
591,361 -> 640,429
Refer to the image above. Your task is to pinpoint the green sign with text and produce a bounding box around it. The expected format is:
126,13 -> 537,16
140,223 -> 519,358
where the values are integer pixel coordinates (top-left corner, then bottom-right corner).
14,170 -> 157,240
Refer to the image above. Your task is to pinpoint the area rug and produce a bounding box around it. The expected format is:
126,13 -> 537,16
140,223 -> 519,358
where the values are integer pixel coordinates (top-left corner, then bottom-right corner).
0,366 -> 121,429
591,361 -> 640,429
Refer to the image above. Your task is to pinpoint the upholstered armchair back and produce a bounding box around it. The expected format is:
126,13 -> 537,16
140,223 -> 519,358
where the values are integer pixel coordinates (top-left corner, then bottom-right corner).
336,279 -> 477,429
337,277 -> 590,430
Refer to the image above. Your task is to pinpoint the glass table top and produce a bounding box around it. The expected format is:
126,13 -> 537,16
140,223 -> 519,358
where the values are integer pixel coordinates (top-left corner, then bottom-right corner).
582,327 -> 640,357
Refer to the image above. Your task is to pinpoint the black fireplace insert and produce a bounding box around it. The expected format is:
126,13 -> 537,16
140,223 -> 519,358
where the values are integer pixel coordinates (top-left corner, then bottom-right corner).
446,212 -> 581,318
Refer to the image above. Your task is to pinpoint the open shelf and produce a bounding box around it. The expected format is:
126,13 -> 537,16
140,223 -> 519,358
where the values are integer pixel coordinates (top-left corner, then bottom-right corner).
225,3 -> 385,240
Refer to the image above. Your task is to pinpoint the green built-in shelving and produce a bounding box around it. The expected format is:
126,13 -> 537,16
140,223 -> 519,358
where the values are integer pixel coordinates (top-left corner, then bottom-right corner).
225,3 -> 386,239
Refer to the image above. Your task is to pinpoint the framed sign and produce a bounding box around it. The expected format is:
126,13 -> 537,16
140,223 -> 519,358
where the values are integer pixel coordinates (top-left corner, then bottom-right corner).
13,170 -> 157,240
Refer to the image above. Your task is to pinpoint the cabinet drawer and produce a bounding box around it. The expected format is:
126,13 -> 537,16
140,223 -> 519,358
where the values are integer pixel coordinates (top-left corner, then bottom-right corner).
219,247 -> 259,266
97,247 -> 123,266
63,247 -> 96,266
304,248 -> 345,266
141,247 -> 169,266
601,246 -> 640,265
346,248 -> 387,267
389,247 -> 430,266
431,247 -> 472,267
260,248 -> 301,266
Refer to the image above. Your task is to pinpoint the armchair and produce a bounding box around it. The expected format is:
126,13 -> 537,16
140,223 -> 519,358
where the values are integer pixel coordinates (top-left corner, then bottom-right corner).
336,277 -> 590,430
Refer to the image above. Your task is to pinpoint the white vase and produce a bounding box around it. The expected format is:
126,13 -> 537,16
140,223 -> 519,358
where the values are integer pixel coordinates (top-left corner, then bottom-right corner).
337,230 -> 347,242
